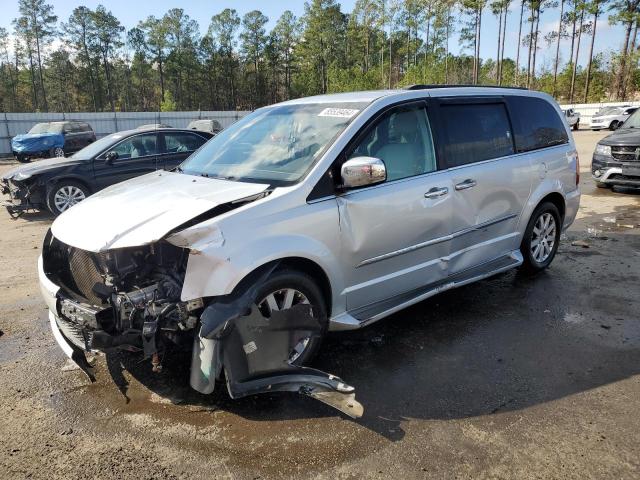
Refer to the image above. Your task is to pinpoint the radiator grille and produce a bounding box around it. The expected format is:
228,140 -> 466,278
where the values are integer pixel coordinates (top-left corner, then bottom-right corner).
67,248 -> 105,305
611,146 -> 640,162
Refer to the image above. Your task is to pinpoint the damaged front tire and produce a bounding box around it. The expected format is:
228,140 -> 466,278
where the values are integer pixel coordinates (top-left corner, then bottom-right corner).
253,268 -> 328,365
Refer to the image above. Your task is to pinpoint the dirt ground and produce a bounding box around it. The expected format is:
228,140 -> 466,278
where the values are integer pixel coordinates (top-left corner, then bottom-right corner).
0,130 -> 639,479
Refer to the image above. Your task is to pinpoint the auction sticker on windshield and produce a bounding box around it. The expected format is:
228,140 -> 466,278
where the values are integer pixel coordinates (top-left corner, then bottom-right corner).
318,108 -> 360,118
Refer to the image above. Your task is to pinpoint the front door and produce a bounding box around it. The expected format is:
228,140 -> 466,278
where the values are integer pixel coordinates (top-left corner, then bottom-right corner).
435,97 -> 533,274
93,132 -> 159,189
337,101 -> 453,311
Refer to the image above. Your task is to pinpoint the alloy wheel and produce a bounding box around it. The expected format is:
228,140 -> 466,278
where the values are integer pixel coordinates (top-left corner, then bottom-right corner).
258,288 -> 312,363
53,185 -> 86,213
530,212 -> 556,263
53,147 -> 65,157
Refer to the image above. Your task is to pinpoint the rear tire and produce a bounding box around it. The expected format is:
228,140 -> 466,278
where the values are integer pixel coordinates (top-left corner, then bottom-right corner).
16,155 -> 29,163
610,121 -> 620,131
251,268 -> 328,366
572,121 -> 579,131
46,180 -> 89,216
519,202 -> 562,274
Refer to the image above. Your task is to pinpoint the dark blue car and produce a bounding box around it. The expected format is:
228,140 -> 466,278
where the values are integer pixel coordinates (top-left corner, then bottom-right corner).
11,121 -> 96,163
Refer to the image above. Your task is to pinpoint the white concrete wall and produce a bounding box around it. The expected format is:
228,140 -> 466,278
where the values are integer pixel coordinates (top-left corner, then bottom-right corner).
0,111 -> 249,156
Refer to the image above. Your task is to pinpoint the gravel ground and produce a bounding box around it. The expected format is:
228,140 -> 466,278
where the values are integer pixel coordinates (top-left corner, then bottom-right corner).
0,131 -> 639,479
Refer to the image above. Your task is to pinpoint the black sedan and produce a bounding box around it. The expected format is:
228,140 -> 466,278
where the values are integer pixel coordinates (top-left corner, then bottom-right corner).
1,128 -> 213,216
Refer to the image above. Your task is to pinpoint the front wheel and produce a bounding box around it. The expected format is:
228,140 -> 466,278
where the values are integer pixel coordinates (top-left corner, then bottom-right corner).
573,121 -> 579,131
595,181 -> 610,189
51,147 -> 65,158
253,268 -> 328,366
46,180 -> 89,216
519,202 -> 562,274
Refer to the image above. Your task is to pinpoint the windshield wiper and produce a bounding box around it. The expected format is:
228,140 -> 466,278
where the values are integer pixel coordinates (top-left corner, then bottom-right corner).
200,172 -> 235,181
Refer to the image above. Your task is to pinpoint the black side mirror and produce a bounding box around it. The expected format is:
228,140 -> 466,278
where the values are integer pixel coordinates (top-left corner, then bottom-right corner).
105,151 -> 118,164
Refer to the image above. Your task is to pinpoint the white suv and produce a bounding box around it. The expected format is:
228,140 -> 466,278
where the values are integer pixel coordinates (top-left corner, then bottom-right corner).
590,106 -> 638,130
39,86 -> 580,417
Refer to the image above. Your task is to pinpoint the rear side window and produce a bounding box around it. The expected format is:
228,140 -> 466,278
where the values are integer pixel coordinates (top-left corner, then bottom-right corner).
439,102 -> 514,167
164,132 -> 207,153
506,96 -> 568,152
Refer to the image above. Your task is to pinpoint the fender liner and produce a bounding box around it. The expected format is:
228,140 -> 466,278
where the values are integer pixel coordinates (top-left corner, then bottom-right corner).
189,268 -> 363,418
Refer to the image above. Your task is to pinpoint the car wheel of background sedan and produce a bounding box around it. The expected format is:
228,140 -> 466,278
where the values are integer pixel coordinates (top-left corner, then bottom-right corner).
519,202 -> 562,274
610,121 -> 620,131
16,154 -> 29,163
51,147 -> 65,158
595,181 -> 611,189
46,181 -> 89,216
573,121 -> 579,131
254,268 -> 328,366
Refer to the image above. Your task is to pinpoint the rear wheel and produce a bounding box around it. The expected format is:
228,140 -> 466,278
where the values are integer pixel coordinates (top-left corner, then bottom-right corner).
572,121 -> 579,131
610,121 -> 620,131
253,269 -> 328,366
16,154 -> 29,163
46,180 -> 89,216
520,202 -> 562,274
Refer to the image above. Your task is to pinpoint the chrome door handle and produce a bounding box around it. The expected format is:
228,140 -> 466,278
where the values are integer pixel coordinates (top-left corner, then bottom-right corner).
455,179 -> 477,190
424,187 -> 449,199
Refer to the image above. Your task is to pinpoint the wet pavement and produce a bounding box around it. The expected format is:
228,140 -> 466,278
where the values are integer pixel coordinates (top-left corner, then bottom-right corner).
1,130 -> 639,479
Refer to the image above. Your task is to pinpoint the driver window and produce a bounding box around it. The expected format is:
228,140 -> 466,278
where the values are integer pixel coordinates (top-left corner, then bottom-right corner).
348,104 -> 437,182
107,134 -> 158,159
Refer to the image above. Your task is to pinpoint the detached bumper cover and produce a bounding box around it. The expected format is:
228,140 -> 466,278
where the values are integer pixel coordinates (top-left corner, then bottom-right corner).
191,292 -> 364,418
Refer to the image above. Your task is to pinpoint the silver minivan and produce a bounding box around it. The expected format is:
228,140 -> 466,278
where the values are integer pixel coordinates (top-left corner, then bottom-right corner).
39,86 -> 580,417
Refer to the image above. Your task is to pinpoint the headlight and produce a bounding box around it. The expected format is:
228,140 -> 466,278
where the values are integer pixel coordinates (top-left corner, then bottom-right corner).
13,171 -> 32,181
594,144 -> 611,157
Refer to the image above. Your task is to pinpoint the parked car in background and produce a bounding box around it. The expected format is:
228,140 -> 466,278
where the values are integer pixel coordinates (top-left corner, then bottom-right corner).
187,119 -> 224,135
590,106 -> 638,131
592,108 -> 640,189
11,121 -> 96,163
38,87 -> 579,416
137,123 -> 173,130
2,128 -> 212,216
563,108 -> 580,130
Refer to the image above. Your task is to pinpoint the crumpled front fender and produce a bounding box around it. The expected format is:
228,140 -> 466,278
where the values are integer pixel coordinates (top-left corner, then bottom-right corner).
189,289 -> 363,419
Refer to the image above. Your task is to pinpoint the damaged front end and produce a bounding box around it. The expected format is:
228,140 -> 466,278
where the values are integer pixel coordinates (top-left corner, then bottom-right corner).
42,230 -> 362,418
2,176 -> 44,217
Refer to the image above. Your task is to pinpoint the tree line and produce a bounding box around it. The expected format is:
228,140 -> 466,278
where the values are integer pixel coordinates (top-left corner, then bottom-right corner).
0,0 -> 639,113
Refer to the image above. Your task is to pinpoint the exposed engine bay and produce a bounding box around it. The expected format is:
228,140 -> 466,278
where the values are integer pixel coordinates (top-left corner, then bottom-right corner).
42,230 -> 362,418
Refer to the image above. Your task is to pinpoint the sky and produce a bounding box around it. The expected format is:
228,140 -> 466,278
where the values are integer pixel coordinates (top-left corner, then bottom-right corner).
0,0 -> 627,69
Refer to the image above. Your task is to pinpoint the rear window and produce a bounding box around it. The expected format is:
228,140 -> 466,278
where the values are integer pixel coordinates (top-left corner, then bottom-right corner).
440,102 -> 514,167
506,96 -> 568,152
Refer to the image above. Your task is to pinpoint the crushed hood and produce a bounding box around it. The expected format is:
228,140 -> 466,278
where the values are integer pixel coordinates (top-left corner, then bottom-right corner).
11,132 -> 64,153
51,171 -> 269,252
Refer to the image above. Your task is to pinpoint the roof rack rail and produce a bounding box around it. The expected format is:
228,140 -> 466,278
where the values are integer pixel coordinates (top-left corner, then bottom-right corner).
403,84 -> 528,91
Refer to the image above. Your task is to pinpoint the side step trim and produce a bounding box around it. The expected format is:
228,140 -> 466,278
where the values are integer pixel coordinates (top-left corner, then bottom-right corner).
329,251 -> 523,331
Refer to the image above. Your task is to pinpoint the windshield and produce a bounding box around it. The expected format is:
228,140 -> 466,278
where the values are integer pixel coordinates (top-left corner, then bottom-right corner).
620,109 -> 640,129
179,102 -> 367,184
71,133 -> 124,160
28,123 -> 63,134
